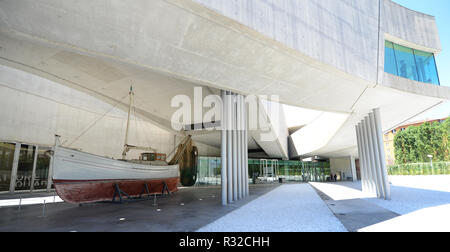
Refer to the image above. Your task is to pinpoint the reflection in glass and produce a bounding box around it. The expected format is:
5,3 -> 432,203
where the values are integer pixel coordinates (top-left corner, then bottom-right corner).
384,41 -> 398,76
414,50 -> 440,85
34,147 -> 51,190
0,143 -> 15,192
15,145 -> 35,191
394,44 -> 418,81
384,41 -> 440,85
196,158 -> 331,185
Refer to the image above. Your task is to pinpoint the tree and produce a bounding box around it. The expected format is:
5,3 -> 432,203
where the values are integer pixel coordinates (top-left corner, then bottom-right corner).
394,118 -> 450,164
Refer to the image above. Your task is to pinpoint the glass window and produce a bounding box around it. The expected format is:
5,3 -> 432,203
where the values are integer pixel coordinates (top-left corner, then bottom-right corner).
414,49 -> 440,85
384,41 -> 440,85
0,143 -> 15,192
384,41 -> 398,76
34,147 -> 51,190
15,144 -> 35,191
394,44 -> 418,81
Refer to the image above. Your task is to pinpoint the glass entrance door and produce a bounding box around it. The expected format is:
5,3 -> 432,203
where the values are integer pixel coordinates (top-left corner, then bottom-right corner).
33,147 -> 51,190
15,144 -> 35,191
0,143 -> 15,192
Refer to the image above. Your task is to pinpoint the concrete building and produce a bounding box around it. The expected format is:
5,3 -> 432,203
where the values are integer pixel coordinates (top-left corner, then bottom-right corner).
0,0 -> 449,203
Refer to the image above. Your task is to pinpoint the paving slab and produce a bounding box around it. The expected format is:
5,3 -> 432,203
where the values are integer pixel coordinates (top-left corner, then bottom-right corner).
310,183 -> 400,232
0,184 -> 279,232
197,184 -> 347,232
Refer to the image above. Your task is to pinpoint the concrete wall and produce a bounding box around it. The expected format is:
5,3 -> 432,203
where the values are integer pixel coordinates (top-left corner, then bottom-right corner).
0,65 -> 219,158
194,0 -> 441,85
194,0 -> 379,84
382,0 -> 441,52
258,99 -> 289,159
330,156 -> 356,181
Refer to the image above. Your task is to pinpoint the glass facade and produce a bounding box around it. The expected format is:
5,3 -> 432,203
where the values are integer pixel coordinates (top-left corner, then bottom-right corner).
34,147 -> 51,190
15,145 -> 36,191
196,157 -> 331,186
0,142 -> 52,193
384,41 -> 440,85
0,143 -> 15,192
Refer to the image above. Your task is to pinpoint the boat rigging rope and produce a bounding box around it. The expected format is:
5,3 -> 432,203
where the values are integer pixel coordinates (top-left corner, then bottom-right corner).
131,96 -> 158,151
62,94 -> 130,147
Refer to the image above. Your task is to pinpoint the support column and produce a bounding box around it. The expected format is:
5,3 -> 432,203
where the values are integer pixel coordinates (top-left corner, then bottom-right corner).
9,143 -> 21,193
237,95 -> 242,200
355,109 -> 391,200
244,96 -> 249,197
373,108 -> 391,200
241,95 -> 248,197
30,145 -> 39,192
350,156 -> 357,182
220,90 -> 228,206
362,117 -> 377,196
221,91 -> 250,205
369,112 -> 386,199
356,124 -> 367,192
226,91 -> 233,204
359,122 -> 369,194
232,93 -> 238,201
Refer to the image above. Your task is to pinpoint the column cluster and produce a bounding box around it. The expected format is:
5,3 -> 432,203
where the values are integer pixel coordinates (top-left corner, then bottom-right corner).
221,90 -> 249,205
355,108 -> 391,200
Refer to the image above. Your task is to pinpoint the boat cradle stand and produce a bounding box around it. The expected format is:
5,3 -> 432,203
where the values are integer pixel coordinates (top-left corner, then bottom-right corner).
112,181 -> 171,204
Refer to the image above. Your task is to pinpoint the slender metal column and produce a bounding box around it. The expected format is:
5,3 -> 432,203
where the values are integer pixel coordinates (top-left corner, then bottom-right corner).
358,123 -> 369,194
9,143 -> 21,193
239,95 -> 245,199
364,117 -> 380,197
360,123 -> 369,193
241,95 -> 247,197
356,124 -> 367,192
220,90 -> 228,205
232,93 -> 238,201
226,91 -> 233,203
47,135 -> 60,192
30,145 -> 39,192
373,108 -> 391,200
237,95 -> 242,200
244,97 -> 249,197
241,95 -> 246,198
369,112 -> 386,199
361,118 -> 374,196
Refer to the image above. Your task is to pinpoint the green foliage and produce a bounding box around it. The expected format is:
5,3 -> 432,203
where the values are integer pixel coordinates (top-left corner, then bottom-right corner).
394,118 -> 450,164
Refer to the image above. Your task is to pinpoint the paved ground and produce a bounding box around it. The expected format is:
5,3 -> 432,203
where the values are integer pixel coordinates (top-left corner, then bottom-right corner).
2,176 -> 448,232
311,175 -> 450,232
310,184 -> 399,232
197,184 -> 347,232
0,184 -> 279,232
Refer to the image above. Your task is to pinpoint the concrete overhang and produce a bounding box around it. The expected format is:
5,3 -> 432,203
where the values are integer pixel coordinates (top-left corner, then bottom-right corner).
0,0 -> 449,159
296,80 -> 450,158
0,0 -> 372,114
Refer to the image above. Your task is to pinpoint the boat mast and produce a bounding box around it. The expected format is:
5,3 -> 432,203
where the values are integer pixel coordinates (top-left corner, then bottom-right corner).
122,85 -> 134,159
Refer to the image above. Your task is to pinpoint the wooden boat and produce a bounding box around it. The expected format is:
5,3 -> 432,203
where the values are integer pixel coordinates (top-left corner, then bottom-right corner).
51,86 -> 183,204
52,143 -> 179,204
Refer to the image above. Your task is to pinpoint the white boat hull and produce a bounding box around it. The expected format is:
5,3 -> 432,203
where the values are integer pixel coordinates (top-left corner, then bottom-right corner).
52,146 -> 179,204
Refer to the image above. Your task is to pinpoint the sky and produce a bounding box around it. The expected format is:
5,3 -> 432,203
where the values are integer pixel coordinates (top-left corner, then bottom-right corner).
393,0 -> 450,121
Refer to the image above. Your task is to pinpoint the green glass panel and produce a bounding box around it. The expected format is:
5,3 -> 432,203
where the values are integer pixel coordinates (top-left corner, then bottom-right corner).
0,143 -> 15,192
394,43 -> 418,81
414,49 -> 440,85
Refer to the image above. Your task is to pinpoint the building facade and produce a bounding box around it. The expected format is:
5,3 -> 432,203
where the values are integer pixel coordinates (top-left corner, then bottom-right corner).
0,0 -> 449,200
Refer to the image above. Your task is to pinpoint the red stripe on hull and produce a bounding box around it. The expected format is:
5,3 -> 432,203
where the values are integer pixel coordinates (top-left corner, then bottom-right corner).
53,177 -> 179,204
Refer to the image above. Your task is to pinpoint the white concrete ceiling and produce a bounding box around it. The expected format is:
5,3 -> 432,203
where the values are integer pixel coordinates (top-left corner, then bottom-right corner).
0,0 -> 449,158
